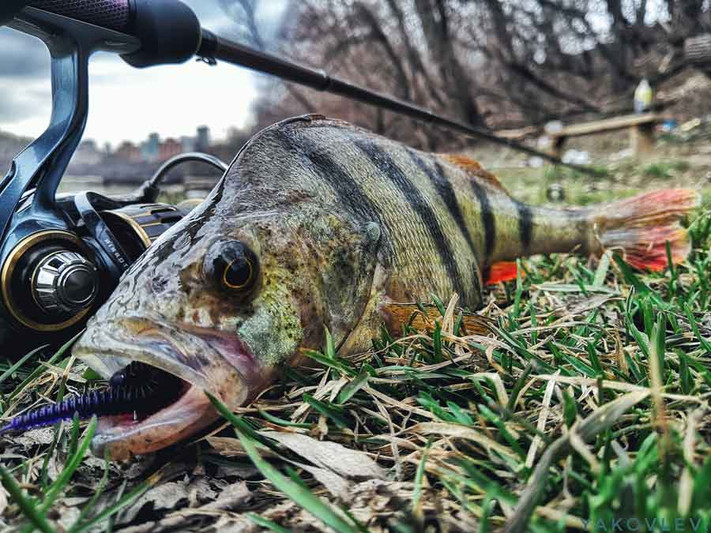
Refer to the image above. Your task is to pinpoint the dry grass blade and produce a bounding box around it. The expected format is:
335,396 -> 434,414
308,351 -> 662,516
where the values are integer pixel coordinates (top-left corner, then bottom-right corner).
503,390 -> 650,533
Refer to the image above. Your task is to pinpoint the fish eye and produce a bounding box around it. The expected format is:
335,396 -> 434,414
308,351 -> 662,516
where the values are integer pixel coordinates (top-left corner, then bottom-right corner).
204,241 -> 259,294
223,256 -> 253,289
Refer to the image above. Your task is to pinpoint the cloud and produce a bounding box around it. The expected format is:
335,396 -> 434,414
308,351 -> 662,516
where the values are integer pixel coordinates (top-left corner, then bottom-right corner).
0,0 -> 287,144
0,90 -> 46,122
81,51 -> 257,146
0,28 -> 49,78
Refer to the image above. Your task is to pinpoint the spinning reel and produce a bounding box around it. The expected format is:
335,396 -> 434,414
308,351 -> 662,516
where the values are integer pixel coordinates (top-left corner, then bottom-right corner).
0,1 -> 227,355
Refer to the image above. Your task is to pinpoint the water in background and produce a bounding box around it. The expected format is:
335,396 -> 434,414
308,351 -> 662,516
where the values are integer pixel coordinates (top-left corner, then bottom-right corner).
57,175 -> 215,200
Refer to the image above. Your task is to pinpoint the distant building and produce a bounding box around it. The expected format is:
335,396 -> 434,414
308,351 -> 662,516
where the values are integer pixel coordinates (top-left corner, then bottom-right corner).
72,139 -> 102,165
0,131 -> 33,171
159,138 -> 182,161
115,141 -> 141,162
141,132 -> 160,162
81,139 -> 98,151
106,125 -> 216,167
180,136 -> 195,152
195,126 -> 210,151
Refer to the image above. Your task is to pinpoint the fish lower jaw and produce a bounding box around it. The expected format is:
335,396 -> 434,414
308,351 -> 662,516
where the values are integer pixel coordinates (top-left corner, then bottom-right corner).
92,382 -> 218,460
74,323 -> 253,458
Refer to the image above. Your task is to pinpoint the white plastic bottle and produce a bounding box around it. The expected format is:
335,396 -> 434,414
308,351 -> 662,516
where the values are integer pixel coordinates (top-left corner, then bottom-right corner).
634,79 -> 652,114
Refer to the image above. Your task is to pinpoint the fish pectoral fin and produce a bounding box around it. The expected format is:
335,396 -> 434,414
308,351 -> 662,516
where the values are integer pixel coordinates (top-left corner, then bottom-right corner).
438,154 -> 509,194
380,302 -> 493,336
484,261 -> 523,285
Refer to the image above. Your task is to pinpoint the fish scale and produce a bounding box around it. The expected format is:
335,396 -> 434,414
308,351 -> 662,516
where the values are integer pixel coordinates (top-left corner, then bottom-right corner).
285,124 -> 482,305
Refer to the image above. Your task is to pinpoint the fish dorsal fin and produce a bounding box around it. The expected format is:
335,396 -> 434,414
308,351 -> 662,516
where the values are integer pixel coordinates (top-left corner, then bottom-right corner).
440,154 -> 509,194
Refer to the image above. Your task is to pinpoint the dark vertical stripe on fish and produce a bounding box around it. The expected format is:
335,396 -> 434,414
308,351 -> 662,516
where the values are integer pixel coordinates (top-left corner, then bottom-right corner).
407,151 -> 475,252
274,129 -> 394,260
470,180 -> 495,261
407,150 -> 481,296
353,139 -> 466,299
515,201 -> 533,254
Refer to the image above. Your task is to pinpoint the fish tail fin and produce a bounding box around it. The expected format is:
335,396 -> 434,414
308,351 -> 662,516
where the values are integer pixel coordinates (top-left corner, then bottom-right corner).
593,189 -> 699,271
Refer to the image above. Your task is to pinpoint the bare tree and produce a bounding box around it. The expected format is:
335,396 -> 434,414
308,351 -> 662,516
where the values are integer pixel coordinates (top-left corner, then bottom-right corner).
227,0 -> 711,150
219,0 -> 314,113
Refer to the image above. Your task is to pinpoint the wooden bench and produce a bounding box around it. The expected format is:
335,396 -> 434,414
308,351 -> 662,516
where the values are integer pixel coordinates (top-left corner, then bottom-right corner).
547,113 -> 668,159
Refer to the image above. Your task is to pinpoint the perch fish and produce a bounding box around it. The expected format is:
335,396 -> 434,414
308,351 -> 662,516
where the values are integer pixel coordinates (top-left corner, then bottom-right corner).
16,115 -> 700,458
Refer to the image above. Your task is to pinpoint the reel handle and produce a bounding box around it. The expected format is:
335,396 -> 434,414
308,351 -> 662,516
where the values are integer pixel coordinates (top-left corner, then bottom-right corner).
29,0 -> 132,33
26,0 -> 201,68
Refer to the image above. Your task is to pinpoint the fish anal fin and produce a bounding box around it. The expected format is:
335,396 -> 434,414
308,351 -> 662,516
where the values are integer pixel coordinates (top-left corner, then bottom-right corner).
484,261 -> 521,285
380,302 -> 492,336
440,154 -> 508,193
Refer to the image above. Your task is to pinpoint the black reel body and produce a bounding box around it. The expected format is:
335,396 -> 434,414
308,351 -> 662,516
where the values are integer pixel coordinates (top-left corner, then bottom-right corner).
0,2 -> 226,358
0,192 -> 194,357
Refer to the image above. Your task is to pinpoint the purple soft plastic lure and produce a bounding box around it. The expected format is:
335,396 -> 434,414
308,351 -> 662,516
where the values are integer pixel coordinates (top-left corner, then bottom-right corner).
1,362 -> 182,433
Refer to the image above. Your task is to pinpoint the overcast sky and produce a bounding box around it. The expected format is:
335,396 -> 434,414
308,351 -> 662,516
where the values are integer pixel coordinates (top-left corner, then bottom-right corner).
0,0 -> 286,148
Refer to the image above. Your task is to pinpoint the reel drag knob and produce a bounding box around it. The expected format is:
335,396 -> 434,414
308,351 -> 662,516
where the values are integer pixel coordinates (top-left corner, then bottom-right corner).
1,231 -> 101,333
33,251 -> 98,314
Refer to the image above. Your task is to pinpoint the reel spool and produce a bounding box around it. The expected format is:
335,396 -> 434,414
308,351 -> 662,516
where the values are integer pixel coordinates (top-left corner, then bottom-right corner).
0,195 -> 206,348
2,230 -> 97,333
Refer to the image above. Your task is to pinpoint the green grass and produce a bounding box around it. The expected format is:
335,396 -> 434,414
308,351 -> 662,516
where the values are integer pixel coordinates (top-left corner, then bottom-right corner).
1,173 -> 711,531
670,160 -> 692,173
543,164 -> 610,182
643,162 -> 673,179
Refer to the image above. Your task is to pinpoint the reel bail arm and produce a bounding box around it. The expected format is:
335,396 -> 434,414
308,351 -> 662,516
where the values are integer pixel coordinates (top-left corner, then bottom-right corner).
0,10 -> 140,342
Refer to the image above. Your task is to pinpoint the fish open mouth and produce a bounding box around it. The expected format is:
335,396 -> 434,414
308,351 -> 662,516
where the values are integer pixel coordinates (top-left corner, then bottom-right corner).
91,363 -> 221,460
64,326 -> 251,460
0,359 -> 223,460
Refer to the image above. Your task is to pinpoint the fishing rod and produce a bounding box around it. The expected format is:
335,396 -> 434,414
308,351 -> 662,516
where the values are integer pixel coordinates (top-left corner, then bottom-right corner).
196,32 -> 592,172
0,0 -> 592,357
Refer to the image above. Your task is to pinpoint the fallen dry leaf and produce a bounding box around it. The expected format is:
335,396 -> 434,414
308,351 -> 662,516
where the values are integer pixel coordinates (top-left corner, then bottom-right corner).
293,460 -> 352,499
261,431 -> 386,480
118,476 -> 192,524
198,480 -> 252,511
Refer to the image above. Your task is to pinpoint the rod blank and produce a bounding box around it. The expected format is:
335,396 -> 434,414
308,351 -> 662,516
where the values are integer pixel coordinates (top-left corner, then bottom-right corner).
198,30 -> 597,175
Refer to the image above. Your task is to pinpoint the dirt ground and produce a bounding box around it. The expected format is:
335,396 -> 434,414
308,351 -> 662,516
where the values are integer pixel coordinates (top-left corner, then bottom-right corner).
471,123 -> 711,207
